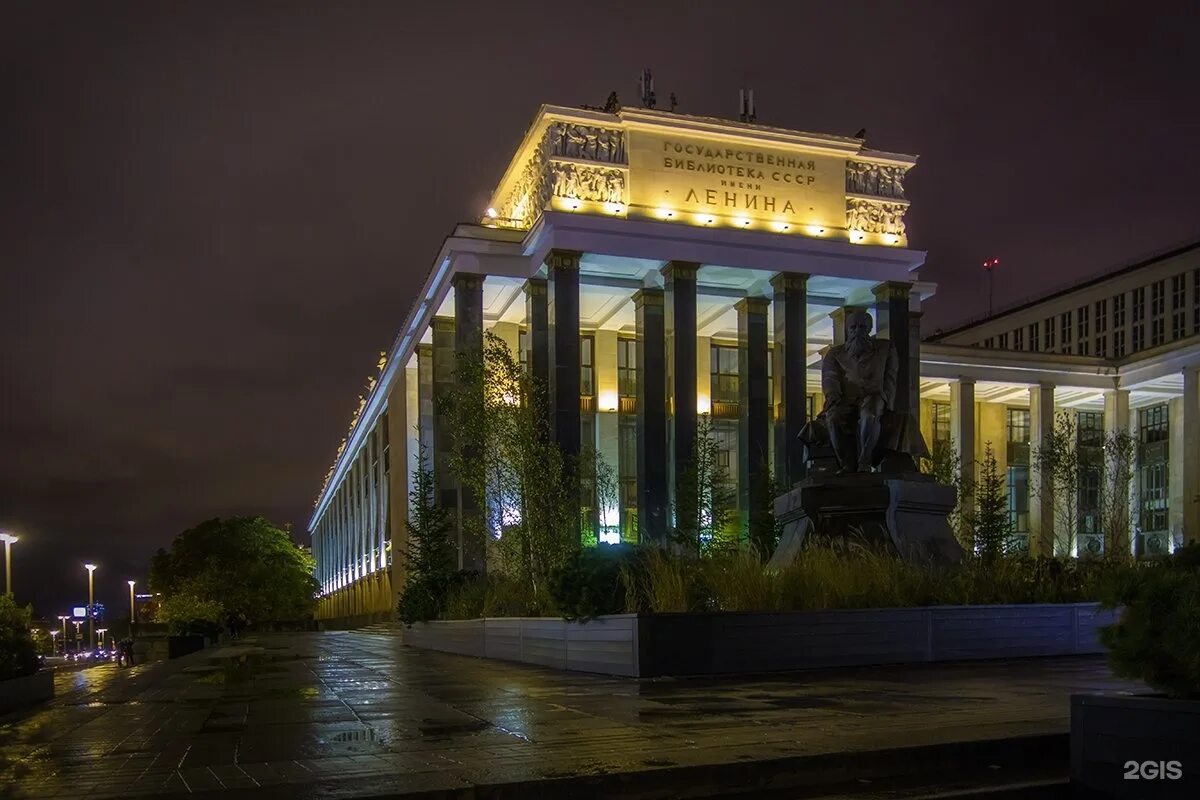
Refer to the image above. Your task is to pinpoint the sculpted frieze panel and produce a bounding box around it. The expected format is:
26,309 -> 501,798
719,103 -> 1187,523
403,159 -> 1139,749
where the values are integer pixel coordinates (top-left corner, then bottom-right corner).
846,198 -> 907,237
545,122 -> 626,164
846,161 -> 907,200
549,162 -> 626,204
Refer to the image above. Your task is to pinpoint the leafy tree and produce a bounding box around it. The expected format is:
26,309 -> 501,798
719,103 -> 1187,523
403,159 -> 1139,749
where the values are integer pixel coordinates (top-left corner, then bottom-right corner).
972,442 -> 1013,560
673,414 -> 737,557
397,443 -> 457,624
437,331 -> 579,598
150,516 -> 317,633
1034,412 -> 1136,559
923,437 -> 971,547
0,594 -> 39,680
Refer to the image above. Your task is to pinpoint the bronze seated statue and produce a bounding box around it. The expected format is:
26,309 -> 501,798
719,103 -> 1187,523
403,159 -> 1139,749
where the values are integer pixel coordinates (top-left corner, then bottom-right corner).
801,309 -> 928,476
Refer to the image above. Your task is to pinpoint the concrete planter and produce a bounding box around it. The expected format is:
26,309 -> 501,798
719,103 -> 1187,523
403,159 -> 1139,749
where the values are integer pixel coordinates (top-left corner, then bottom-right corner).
1071,692 -> 1200,798
0,669 -> 54,714
405,603 -> 1112,678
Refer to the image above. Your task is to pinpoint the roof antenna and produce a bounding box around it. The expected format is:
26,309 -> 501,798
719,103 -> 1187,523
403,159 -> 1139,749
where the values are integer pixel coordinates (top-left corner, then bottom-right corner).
739,87 -> 756,123
639,68 -> 657,109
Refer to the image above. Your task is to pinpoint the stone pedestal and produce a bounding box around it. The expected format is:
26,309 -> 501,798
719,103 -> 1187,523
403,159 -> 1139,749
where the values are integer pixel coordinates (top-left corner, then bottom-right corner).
771,473 -> 964,567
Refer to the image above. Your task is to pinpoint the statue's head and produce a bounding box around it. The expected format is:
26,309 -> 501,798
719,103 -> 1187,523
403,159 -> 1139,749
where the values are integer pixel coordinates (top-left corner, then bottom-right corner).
847,309 -> 873,344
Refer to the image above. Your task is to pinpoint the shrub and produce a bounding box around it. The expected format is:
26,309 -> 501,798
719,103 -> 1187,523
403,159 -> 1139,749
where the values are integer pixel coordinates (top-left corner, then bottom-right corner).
1099,544 -> 1200,699
0,594 -> 40,680
548,545 -> 629,621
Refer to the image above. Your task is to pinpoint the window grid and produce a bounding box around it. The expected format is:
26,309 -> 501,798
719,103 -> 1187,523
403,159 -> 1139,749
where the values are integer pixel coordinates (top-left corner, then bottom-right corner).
1007,408 -> 1030,443
932,402 -> 951,444
1044,316 -> 1055,350
1060,311 -> 1072,353
1013,328 -> 1023,350
580,334 -> 595,397
998,332 -> 1009,349
616,337 -> 637,398
710,344 -> 739,404
1029,322 -> 1040,352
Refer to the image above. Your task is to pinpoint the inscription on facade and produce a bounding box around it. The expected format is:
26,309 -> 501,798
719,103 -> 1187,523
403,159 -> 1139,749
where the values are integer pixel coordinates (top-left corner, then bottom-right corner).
628,130 -> 844,228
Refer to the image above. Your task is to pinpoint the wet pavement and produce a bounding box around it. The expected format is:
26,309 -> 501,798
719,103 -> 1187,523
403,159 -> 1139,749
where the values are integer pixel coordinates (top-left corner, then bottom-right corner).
0,631 -> 1141,799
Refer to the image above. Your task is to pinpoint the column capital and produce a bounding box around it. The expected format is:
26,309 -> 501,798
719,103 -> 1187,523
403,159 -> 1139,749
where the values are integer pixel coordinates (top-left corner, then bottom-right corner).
735,296 -> 770,315
661,260 -> 700,282
451,272 -> 485,291
770,272 -> 809,292
431,316 -> 454,332
545,249 -> 581,270
631,287 -> 664,308
872,280 -> 913,302
951,376 -> 977,386
523,277 -> 547,297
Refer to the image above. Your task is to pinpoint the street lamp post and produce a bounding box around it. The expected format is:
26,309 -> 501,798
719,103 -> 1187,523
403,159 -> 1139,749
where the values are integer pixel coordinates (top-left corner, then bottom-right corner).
0,532 -> 18,597
84,563 -> 97,650
50,629 -> 60,654
97,628 -> 108,653
58,615 -> 69,651
128,580 -> 137,636
72,620 -> 83,652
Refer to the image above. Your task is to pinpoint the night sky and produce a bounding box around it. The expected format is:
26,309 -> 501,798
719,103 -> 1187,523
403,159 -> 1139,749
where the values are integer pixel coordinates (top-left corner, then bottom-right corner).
4,1 -> 1199,619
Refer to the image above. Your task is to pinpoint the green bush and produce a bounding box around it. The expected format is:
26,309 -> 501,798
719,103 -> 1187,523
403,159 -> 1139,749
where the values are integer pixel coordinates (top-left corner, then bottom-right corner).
548,545 -> 629,621
1099,544 -> 1200,699
0,594 -> 40,681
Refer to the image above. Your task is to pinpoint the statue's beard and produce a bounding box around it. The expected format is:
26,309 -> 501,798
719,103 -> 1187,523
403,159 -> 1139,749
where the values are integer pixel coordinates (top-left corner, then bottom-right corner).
846,334 -> 871,357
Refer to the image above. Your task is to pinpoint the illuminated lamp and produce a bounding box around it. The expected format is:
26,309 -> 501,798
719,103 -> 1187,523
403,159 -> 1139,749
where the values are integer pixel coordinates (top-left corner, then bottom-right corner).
486,207 -> 498,218
696,395 -> 712,415
598,391 -> 618,412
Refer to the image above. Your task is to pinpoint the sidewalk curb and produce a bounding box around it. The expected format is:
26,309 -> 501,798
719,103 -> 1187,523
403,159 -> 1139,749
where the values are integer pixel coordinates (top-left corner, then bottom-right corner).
154,732 -> 1068,800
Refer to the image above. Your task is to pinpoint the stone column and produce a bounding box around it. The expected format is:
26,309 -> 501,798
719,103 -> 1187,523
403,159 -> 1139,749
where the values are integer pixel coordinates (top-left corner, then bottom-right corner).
1182,366 -> 1200,545
547,252 -> 581,460
634,288 -> 668,542
950,378 -> 976,534
1103,389 -> 1133,556
386,373 -> 409,597
664,261 -> 699,532
430,319 -> 456,513
417,344 -> 434,457
908,310 -> 923,420
771,273 -> 808,489
737,297 -> 770,539
524,277 -> 550,419
1030,383 -> 1057,556
873,281 -> 913,419
452,272 -> 486,573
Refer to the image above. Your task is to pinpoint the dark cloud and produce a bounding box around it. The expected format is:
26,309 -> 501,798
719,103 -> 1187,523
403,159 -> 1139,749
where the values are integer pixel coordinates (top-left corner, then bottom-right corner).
3,0 -> 1198,617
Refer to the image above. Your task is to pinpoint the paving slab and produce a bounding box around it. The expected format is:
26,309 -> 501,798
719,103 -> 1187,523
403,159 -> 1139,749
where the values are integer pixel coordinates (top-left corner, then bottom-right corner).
0,630 -> 1141,799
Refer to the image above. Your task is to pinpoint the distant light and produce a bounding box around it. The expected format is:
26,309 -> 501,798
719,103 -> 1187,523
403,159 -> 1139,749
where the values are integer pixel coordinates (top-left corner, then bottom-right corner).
884,234 -> 898,245
696,395 -> 712,415
84,563 -> 97,572
736,217 -> 751,227
486,207 -> 498,218
775,221 -> 791,232
851,230 -> 866,243
805,225 -> 824,237
605,203 -> 625,215
568,199 -> 580,210
598,391 -> 618,412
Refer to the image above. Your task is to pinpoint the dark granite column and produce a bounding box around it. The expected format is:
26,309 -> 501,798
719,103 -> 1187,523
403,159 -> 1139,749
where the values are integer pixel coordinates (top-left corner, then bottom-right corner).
634,288 -> 668,542
737,296 -> 770,539
908,310 -> 923,421
872,281 -> 913,418
663,261 -> 699,533
547,250 -> 581,541
452,272 -> 486,573
770,273 -> 808,489
417,343 -> 434,457
523,278 -> 550,423
430,318 -> 457,514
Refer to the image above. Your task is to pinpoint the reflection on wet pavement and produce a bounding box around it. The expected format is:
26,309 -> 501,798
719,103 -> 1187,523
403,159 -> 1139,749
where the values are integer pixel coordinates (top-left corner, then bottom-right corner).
0,631 -> 1139,799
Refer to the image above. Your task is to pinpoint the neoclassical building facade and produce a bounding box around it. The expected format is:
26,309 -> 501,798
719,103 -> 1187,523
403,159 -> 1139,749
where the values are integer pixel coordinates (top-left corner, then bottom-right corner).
307,105 -> 1200,623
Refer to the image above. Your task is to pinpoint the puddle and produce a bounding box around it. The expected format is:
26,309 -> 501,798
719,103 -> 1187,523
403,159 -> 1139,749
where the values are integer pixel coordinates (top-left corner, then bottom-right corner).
329,728 -> 378,743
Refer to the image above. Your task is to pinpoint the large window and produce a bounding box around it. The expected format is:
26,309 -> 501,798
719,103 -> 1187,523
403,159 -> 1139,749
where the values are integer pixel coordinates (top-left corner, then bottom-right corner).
1060,311 -> 1072,353
1029,321 -> 1040,352
1171,273 -> 1187,340
1013,328 -> 1024,350
617,337 -> 637,398
1114,329 -> 1126,358
1077,411 -> 1104,448
580,334 -> 595,397
518,329 -> 528,372
998,332 -> 1009,349
932,402 -> 951,445
710,344 -> 739,404
1132,287 -> 1146,352
1006,407 -> 1031,550
1137,405 -> 1170,556
1077,305 -> 1089,354
1094,298 -> 1108,356
1044,316 -> 1055,350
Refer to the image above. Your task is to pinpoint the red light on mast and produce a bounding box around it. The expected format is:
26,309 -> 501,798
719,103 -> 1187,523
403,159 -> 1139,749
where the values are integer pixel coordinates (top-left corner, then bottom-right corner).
983,257 -> 1000,271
